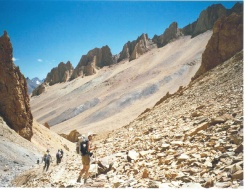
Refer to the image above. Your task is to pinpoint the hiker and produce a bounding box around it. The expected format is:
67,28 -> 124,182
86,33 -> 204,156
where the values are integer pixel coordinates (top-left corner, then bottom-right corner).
56,149 -> 61,165
43,149 -> 52,171
77,134 -> 96,183
60,149 -> 64,161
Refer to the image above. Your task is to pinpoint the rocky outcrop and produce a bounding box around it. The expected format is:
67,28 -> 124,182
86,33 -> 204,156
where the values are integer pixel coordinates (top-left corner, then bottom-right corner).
0,31 -> 33,141
146,3 -> 242,50
31,83 -> 46,97
31,61 -> 73,96
70,46 -> 113,80
45,61 -> 74,85
192,4 -> 227,37
59,129 -> 81,142
194,13 -> 243,79
153,22 -> 182,48
182,3 -> 243,37
118,33 -> 156,62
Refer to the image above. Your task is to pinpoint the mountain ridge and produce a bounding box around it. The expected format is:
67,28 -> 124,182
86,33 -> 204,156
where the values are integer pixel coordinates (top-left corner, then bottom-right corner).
31,2 -> 242,96
30,31 -> 212,135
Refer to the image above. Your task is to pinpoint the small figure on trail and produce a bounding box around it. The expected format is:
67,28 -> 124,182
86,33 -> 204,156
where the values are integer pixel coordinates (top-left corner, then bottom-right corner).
56,149 -> 61,165
77,133 -> 96,183
43,149 -> 52,171
60,149 -> 64,161
37,158 -> 39,164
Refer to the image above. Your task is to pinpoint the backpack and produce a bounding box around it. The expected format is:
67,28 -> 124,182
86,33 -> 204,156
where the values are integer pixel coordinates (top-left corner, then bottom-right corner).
45,154 -> 51,162
80,140 -> 89,156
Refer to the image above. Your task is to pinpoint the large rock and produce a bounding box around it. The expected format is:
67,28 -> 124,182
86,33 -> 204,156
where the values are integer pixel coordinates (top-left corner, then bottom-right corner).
0,31 -> 33,140
59,129 -> 81,142
70,45 -> 113,80
194,13 -> 243,79
45,61 -> 74,85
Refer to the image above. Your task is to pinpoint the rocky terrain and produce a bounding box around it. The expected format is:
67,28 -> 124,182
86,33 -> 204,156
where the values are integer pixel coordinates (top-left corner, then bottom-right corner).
0,116 -> 75,187
153,22 -> 182,48
153,3 -> 242,47
118,33 -> 156,62
30,31 -> 212,136
0,2 -> 242,188
0,31 -> 33,141
13,50 -> 243,188
194,13 -> 243,79
31,3 -> 242,95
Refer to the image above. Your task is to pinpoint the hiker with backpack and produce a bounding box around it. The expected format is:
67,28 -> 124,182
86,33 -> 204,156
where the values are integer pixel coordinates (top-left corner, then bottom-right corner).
77,134 -> 96,183
56,149 -> 61,165
42,149 -> 52,171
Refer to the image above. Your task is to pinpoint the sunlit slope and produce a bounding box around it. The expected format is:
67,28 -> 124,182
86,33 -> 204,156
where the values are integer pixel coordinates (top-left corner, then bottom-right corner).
30,31 -> 212,135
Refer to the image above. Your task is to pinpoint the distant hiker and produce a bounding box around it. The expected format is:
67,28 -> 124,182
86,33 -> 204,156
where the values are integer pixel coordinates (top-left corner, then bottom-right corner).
60,149 -> 64,161
77,134 -> 96,183
37,158 -> 40,164
56,150 -> 61,165
43,149 -> 52,171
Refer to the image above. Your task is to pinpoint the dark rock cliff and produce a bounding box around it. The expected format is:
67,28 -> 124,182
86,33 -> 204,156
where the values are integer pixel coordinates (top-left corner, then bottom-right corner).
194,13 -> 243,79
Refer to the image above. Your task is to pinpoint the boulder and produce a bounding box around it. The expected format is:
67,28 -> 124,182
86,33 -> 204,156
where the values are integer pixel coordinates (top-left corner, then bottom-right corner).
184,122 -> 209,139
127,150 -> 139,162
60,130 -> 81,142
231,170 -> 243,180
142,169 -> 149,178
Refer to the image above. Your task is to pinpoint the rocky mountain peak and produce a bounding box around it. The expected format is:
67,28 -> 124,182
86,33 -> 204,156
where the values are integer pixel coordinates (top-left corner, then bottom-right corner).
70,45 -> 114,80
118,33 -> 156,62
192,4 -> 227,37
0,31 -> 33,141
45,61 -> 74,85
152,22 -> 182,48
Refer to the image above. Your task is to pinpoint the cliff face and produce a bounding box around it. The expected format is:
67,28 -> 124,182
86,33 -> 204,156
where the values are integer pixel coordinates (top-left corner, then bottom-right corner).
0,31 -> 33,141
155,3 -> 243,46
182,3 -> 243,37
118,33 -> 156,62
45,61 -> 74,85
194,13 -> 243,79
192,4 -> 227,37
70,45 -> 113,80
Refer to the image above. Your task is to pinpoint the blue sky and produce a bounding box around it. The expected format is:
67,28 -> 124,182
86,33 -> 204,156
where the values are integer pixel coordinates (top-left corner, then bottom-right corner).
0,1 -> 239,79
